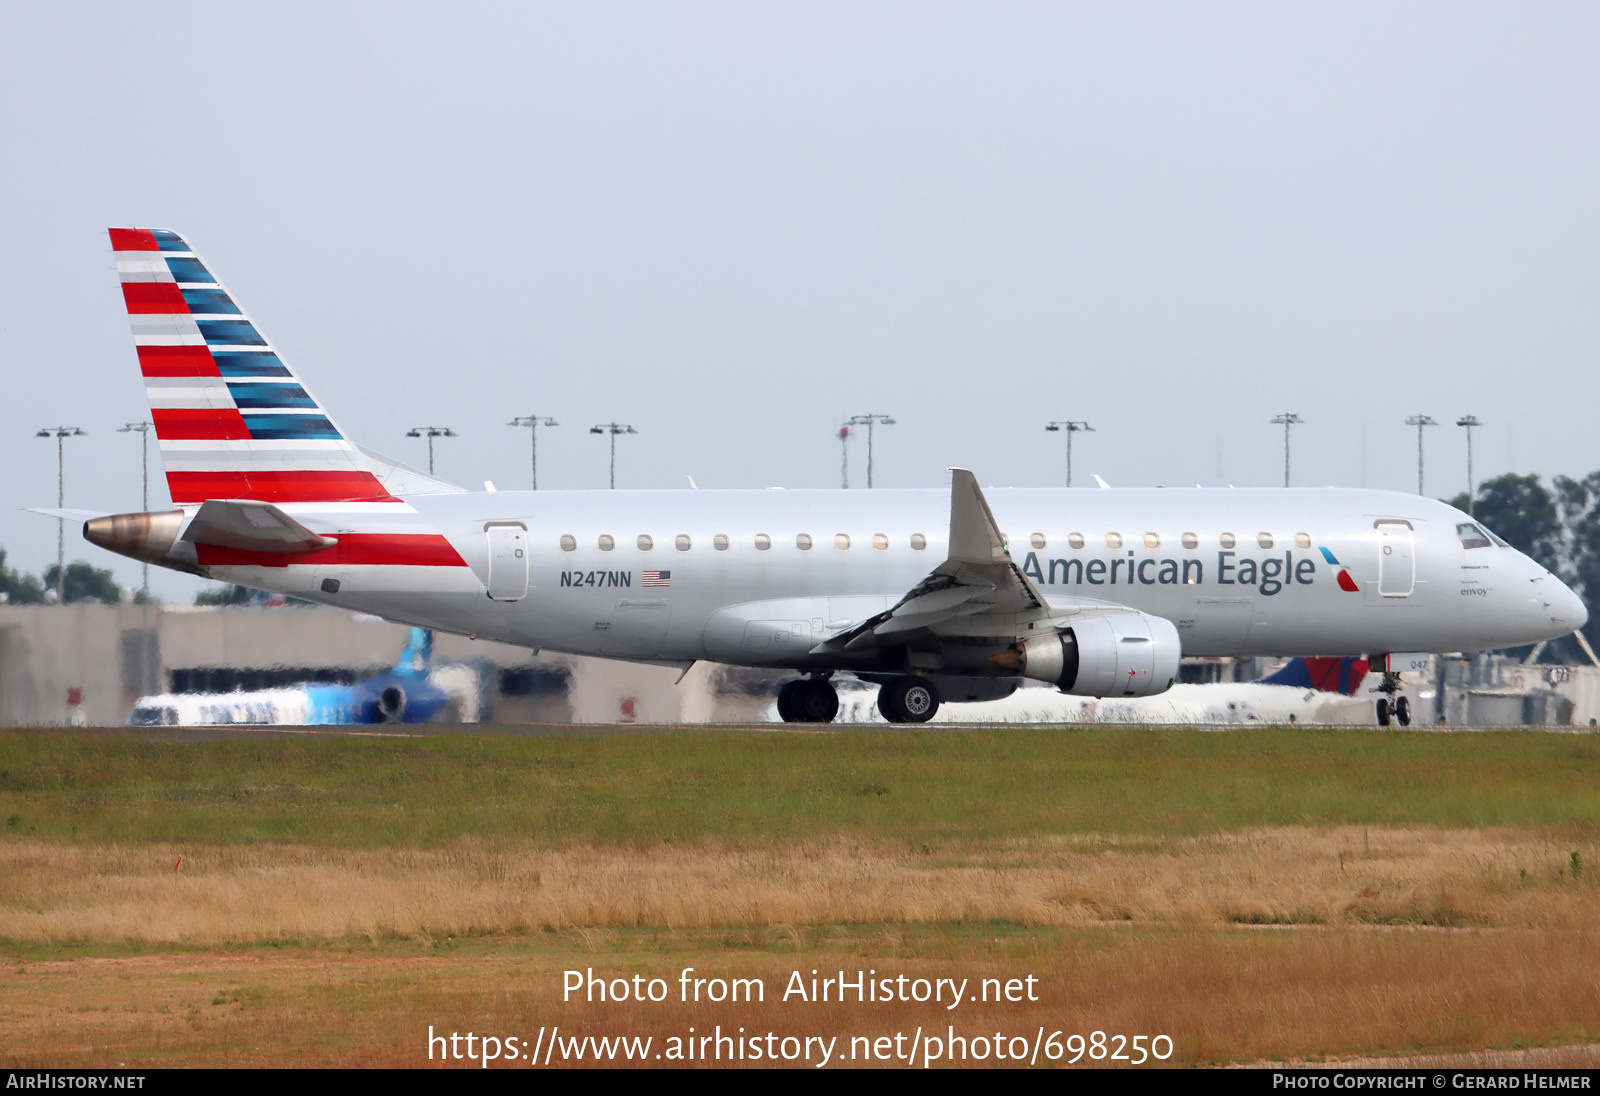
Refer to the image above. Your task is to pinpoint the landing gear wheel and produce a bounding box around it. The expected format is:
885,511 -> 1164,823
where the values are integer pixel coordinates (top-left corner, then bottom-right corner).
776,680 -> 801,723
1372,664 -> 1404,729
796,679 -> 840,723
776,679 -> 839,723
877,676 -> 941,724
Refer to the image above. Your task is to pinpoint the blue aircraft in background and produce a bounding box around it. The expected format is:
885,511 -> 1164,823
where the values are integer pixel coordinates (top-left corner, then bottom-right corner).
128,628 -> 454,726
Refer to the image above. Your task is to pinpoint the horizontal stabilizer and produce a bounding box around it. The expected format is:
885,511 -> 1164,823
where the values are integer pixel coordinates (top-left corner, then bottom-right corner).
26,507 -> 112,522
181,499 -> 338,553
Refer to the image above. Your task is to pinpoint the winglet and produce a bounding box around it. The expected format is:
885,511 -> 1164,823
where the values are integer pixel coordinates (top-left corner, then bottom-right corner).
947,468 -> 1009,565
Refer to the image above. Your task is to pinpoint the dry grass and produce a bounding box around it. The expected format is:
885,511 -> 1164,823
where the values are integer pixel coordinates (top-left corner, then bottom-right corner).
4,927 -> 1599,1067
1,826 -> 1596,946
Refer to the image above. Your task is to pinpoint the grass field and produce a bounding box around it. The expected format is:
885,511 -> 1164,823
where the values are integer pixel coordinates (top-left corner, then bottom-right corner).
1,726 -> 1597,1068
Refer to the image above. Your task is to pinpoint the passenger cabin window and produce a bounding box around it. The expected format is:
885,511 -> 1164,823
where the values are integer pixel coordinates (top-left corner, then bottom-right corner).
1030,533 -> 1046,549
1143,533 -> 1160,549
755,534 -> 772,550
598,535 -> 614,552
910,533 -> 928,550
714,534 -> 729,551
637,535 -> 653,551
1181,533 -> 1198,549
1067,533 -> 1085,549
834,534 -> 850,550
1105,533 -> 1123,549
559,535 -> 576,552
1295,533 -> 1312,549
873,534 -> 889,550
675,534 -> 691,551
1457,523 -> 1492,550
1257,533 -> 1274,549
796,533 -> 813,550
1219,533 -> 1236,549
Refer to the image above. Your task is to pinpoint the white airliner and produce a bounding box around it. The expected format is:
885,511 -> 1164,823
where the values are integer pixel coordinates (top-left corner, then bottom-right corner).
73,229 -> 1586,726
764,657 -> 1387,726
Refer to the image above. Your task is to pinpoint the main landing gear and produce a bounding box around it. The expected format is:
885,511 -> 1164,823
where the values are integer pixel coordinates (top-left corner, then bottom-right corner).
1374,670 -> 1411,728
776,677 -> 840,723
877,676 -> 940,724
773,675 -> 944,724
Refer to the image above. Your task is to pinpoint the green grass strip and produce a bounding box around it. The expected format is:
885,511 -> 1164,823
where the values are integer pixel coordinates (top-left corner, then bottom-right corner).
0,727 -> 1595,847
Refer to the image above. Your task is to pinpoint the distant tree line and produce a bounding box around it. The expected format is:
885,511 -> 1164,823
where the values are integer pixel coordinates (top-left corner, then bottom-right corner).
0,550 -> 122,605
1449,472 -> 1600,661
0,548 -> 294,608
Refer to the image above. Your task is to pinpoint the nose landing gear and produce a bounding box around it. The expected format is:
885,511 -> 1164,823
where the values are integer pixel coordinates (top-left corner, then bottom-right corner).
1374,671 -> 1411,727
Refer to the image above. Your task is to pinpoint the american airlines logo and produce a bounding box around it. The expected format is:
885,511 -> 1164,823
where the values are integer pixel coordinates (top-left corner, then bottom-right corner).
1317,547 -> 1361,593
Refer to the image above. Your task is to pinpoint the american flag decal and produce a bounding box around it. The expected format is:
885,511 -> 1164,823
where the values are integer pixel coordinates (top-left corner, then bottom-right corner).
642,570 -> 671,587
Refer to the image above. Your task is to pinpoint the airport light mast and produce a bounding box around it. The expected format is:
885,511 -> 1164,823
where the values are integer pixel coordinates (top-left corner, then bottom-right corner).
1456,415 -> 1481,516
119,421 -> 156,693
36,426 -> 86,603
837,424 -> 851,489
1045,420 -> 1093,488
508,415 -> 558,490
1405,414 -> 1438,495
846,414 -> 895,488
1269,413 -> 1303,487
117,422 -> 154,600
405,425 -> 457,476
589,423 -> 638,489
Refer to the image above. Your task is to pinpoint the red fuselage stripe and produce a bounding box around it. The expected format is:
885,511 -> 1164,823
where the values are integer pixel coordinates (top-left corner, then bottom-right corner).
195,533 -> 465,568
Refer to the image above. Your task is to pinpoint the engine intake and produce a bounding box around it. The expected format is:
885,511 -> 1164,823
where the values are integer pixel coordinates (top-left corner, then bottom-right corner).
377,685 -> 407,722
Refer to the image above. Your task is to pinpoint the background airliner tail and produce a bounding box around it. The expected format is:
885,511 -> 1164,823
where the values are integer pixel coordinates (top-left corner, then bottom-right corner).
109,227 -> 396,506
1259,656 -> 1370,695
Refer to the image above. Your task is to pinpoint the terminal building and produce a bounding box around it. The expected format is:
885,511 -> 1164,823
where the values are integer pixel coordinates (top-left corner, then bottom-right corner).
0,604 -> 1592,728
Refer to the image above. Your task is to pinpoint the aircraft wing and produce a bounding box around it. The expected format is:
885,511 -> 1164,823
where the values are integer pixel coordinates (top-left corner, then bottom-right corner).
812,468 -> 1059,654
181,499 -> 338,553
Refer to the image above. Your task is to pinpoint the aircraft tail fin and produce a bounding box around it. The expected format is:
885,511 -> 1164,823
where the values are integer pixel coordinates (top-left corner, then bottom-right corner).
1260,656 -> 1370,695
109,228 -> 397,506
392,628 -> 434,679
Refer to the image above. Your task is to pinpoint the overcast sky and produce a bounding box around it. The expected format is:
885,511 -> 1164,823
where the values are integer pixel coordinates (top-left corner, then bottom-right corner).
3,2 -> 1597,601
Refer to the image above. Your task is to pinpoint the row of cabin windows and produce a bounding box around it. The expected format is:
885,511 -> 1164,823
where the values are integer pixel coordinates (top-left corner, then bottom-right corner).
555,530 -> 1315,553
1026,531 -> 1315,551
557,533 -> 931,552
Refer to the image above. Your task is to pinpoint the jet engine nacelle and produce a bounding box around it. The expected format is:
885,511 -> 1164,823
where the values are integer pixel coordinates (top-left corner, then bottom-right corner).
1014,613 -> 1180,697
376,685 -> 407,722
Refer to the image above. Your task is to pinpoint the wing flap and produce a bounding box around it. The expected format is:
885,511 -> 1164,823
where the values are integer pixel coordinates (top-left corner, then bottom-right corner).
810,468 -> 1053,654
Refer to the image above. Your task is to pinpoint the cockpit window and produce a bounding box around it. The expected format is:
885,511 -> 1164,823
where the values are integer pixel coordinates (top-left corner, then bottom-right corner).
1483,525 -> 1510,547
1456,523 -> 1492,550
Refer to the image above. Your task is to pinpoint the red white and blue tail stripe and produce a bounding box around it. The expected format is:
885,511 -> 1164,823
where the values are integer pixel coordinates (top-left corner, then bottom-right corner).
110,228 -> 397,506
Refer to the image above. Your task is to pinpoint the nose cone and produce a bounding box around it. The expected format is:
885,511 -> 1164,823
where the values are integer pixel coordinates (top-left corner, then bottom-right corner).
1547,575 -> 1588,633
